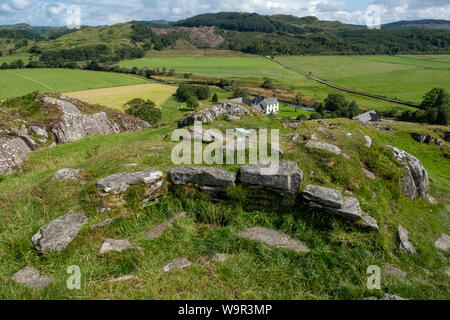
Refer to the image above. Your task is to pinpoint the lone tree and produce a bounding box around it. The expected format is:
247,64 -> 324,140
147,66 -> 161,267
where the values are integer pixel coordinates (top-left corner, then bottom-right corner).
325,93 -> 347,112
292,93 -> 303,106
212,93 -> 219,103
186,96 -> 199,109
123,98 -> 161,125
420,88 -> 449,125
261,78 -> 275,90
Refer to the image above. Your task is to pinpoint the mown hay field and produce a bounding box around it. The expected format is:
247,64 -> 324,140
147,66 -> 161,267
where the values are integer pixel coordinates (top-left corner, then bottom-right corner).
65,83 -> 177,111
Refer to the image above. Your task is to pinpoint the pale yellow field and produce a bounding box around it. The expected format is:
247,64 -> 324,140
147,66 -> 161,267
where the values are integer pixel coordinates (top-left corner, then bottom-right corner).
64,83 -> 177,110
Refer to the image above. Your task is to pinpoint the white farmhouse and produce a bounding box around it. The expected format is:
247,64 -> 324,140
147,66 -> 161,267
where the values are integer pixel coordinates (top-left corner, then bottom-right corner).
249,96 -> 280,115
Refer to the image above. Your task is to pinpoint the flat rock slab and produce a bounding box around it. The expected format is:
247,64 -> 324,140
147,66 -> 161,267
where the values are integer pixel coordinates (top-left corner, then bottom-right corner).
109,275 -> 135,282
162,258 -> 192,272
145,211 -> 186,239
397,225 -> 417,254
363,168 -> 376,180
384,265 -> 406,278
11,267 -> 53,288
238,161 -> 303,194
100,238 -> 134,254
355,212 -> 379,232
302,185 -> 344,209
52,168 -> 81,181
237,227 -> 310,253
306,140 -> 342,155
32,211 -> 88,253
166,166 -> 236,187
97,168 -> 163,194
320,196 -> 363,221
434,233 -> 450,251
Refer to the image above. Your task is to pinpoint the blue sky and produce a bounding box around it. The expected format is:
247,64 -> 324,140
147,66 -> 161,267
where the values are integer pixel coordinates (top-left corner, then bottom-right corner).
0,0 -> 449,27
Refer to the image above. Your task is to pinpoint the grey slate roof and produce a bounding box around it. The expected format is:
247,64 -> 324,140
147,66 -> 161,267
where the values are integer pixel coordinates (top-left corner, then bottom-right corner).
353,110 -> 380,123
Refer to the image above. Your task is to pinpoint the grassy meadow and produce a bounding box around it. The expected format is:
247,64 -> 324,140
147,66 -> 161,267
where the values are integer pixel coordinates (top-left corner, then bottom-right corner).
65,83 -> 177,111
0,69 -> 148,99
119,54 -> 450,113
0,104 -> 448,299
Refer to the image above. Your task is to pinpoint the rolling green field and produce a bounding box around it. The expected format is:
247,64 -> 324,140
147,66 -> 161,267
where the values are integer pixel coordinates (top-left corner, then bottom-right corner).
119,54 -> 450,112
0,69 -> 148,99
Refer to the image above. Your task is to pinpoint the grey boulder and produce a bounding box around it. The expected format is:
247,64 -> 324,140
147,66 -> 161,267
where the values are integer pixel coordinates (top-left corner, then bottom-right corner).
315,196 -> 363,221
388,146 -> 429,200
434,233 -> 450,251
397,225 -> 417,254
306,140 -> 342,156
166,166 -> 236,188
162,258 -> 192,272
237,227 -> 309,253
302,185 -> 344,209
10,267 -> 53,288
99,238 -> 134,254
32,211 -> 88,253
0,137 -> 32,174
238,161 -> 303,194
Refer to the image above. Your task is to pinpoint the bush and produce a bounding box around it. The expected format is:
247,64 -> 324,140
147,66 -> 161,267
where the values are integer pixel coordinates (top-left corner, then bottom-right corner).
212,93 -> 219,103
124,98 -> 161,125
261,78 -> 275,89
186,96 -> 199,109
325,93 -> 346,112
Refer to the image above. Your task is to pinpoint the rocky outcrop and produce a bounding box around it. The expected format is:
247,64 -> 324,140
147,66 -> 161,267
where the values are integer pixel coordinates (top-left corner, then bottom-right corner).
32,211 -> 88,253
10,267 -> 53,288
0,137 -> 32,174
96,168 -> 164,195
51,168 -> 81,181
166,166 -> 236,188
237,227 -> 310,253
177,102 -> 250,128
388,146 -> 429,200
43,96 -> 150,144
397,225 -> 416,254
238,161 -> 303,194
411,133 -> 445,147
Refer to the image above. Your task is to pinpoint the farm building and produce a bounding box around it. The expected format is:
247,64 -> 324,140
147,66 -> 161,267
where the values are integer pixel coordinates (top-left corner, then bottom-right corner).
353,110 -> 380,123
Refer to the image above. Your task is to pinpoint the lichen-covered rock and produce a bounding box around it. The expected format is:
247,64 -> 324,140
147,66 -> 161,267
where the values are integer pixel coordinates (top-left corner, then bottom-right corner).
434,233 -> 450,251
306,140 -> 342,155
312,196 -> 363,221
354,212 -> 379,231
166,166 -> 236,188
302,185 -> 344,209
32,211 -> 88,253
10,267 -> 53,288
388,146 -> 429,200
0,137 -> 32,174
30,126 -> 48,139
177,102 -> 250,128
397,225 -> 417,254
43,96 -> 149,144
162,258 -> 192,272
237,227 -> 310,253
238,161 -> 303,194
96,168 -> 163,195
99,238 -> 134,254
52,168 -> 81,181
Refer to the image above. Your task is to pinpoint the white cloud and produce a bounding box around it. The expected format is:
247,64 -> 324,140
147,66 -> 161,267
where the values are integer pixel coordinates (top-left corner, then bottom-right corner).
0,0 -> 448,26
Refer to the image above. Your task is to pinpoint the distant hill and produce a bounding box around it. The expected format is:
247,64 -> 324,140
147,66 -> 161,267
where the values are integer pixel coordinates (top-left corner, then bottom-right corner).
382,19 -> 450,30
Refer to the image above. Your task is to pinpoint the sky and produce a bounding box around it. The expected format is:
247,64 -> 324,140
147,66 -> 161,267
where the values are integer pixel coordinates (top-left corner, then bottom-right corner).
0,0 -> 449,27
